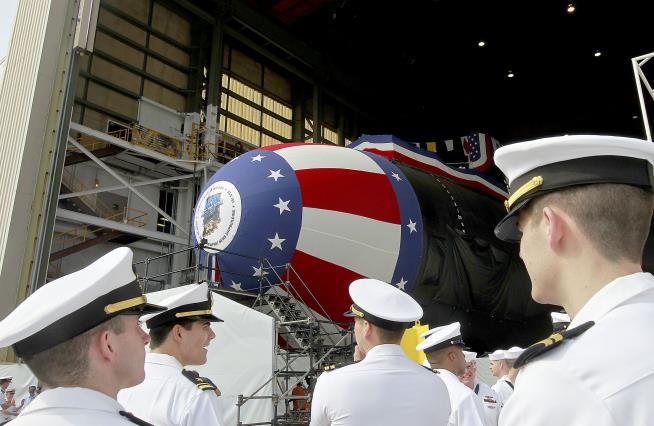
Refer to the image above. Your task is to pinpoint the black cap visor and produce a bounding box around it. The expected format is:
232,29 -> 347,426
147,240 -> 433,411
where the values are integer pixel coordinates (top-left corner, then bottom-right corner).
494,155 -> 653,243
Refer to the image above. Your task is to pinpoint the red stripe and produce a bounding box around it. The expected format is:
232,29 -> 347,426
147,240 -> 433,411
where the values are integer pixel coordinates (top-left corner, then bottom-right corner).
295,168 -> 401,224
214,256 -> 221,282
362,148 -> 506,201
285,250 -> 363,323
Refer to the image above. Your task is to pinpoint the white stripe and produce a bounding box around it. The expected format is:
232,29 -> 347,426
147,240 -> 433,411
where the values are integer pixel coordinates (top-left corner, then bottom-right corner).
353,142 -> 508,197
296,208 -> 400,281
276,145 -> 384,173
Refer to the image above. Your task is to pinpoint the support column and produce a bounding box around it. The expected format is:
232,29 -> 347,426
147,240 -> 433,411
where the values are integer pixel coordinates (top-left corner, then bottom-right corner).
337,106 -> 345,146
312,84 -> 323,143
204,16 -> 224,145
291,82 -> 305,141
171,176 -> 195,286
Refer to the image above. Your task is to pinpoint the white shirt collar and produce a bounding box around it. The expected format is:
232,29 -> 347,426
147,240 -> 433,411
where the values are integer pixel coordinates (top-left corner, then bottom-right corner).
21,387 -> 125,415
570,272 -> 654,327
146,352 -> 184,369
435,368 -> 458,379
362,344 -> 405,361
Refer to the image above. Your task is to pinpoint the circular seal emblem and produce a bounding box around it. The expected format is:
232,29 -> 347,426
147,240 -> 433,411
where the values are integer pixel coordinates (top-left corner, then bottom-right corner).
194,180 -> 242,252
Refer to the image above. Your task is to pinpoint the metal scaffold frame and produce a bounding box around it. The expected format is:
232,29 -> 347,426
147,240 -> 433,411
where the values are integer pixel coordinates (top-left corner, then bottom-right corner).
632,51 -> 654,141
135,243 -> 354,426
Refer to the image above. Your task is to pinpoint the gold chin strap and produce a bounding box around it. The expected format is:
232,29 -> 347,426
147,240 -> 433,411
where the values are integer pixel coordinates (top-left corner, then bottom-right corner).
104,295 -> 147,314
176,309 -> 213,318
350,305 -> 365,318
504,176 -> 544,211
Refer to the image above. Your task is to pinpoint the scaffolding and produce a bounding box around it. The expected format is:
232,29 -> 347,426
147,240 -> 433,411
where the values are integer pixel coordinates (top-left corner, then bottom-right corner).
134,242 -> 354,426
632,51 -> 654,141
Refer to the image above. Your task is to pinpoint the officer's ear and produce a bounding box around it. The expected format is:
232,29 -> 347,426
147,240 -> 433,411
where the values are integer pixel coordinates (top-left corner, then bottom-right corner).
171,323 -> 187,344
362,320 -> 374,338
543,206 -> 567,252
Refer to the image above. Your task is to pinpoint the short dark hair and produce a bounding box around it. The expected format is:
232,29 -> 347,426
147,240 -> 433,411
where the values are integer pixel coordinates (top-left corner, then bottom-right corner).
373,324 -> 406,343
527,184 -> 653,263
149,319 -> 194,349
23,316 -> 124,388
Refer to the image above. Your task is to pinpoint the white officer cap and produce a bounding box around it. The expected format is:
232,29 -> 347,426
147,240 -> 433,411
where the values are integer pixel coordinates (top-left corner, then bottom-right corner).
493,135 -> 654,242
0,247 -> 164,357
463,350 -> 478,363
416,322 -> 466,354
144,282 -> 223,329
488,349 -> 506,361
551,312 -> 571,324
504,346 -> 524,360
343,278 -> 423,330
0,376 -> 11,381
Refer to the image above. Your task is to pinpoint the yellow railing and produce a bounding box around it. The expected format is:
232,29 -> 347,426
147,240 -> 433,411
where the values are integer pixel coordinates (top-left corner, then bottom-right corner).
66,133 -> 111,155
69,122 -> 254,164
130,124 -> 183,158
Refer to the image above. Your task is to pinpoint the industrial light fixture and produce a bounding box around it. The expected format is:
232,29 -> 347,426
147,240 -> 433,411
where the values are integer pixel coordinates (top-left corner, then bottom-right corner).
507,70 -> 515,78
594,50 -> 602,57
478,40 -> 486,47
567,3 -> 576,14
94,179 -> 100,188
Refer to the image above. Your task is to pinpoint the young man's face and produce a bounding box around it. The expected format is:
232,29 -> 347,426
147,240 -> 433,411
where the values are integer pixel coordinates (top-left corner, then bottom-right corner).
179,320 -> 216,366
452,347 -> 467,376
113,315 -> 150,388
489,360 -> 502,377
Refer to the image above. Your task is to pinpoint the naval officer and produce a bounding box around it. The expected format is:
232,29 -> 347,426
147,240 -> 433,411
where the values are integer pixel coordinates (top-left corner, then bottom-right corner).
0,247 -> 165,425
493,135 -> 654,425
461,351 -> 502,426
310,278 -> 450,426
488,349 -> 514,403
119,283 -> 224,426
417,322 -> 488,426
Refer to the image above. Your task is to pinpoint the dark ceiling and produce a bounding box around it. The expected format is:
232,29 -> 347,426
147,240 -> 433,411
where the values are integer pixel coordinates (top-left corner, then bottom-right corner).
248,0 -> 654,144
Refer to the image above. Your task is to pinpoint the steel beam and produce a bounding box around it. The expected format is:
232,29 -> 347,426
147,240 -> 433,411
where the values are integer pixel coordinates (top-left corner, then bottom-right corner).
169,0 -> 216,24
56,208 -> 188,245
79,70 -> 140,100
96,24 -> 191,73
68,136 -> 189,235
100,3 -> 194,52
92,50 -> 193,95
59,173 -> 195,199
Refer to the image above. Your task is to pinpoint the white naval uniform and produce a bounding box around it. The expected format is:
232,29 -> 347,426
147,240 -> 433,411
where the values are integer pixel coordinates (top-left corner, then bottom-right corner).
474,379 -> 501,426
490,376 -> 512,404
9,387 -> 138,425
500,272 -> 654,426
0,390 -> 10,423
435,369 -> 488,426
310,344 -> 450,426
118,353 -> 224,426
22,394 -> 37,408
